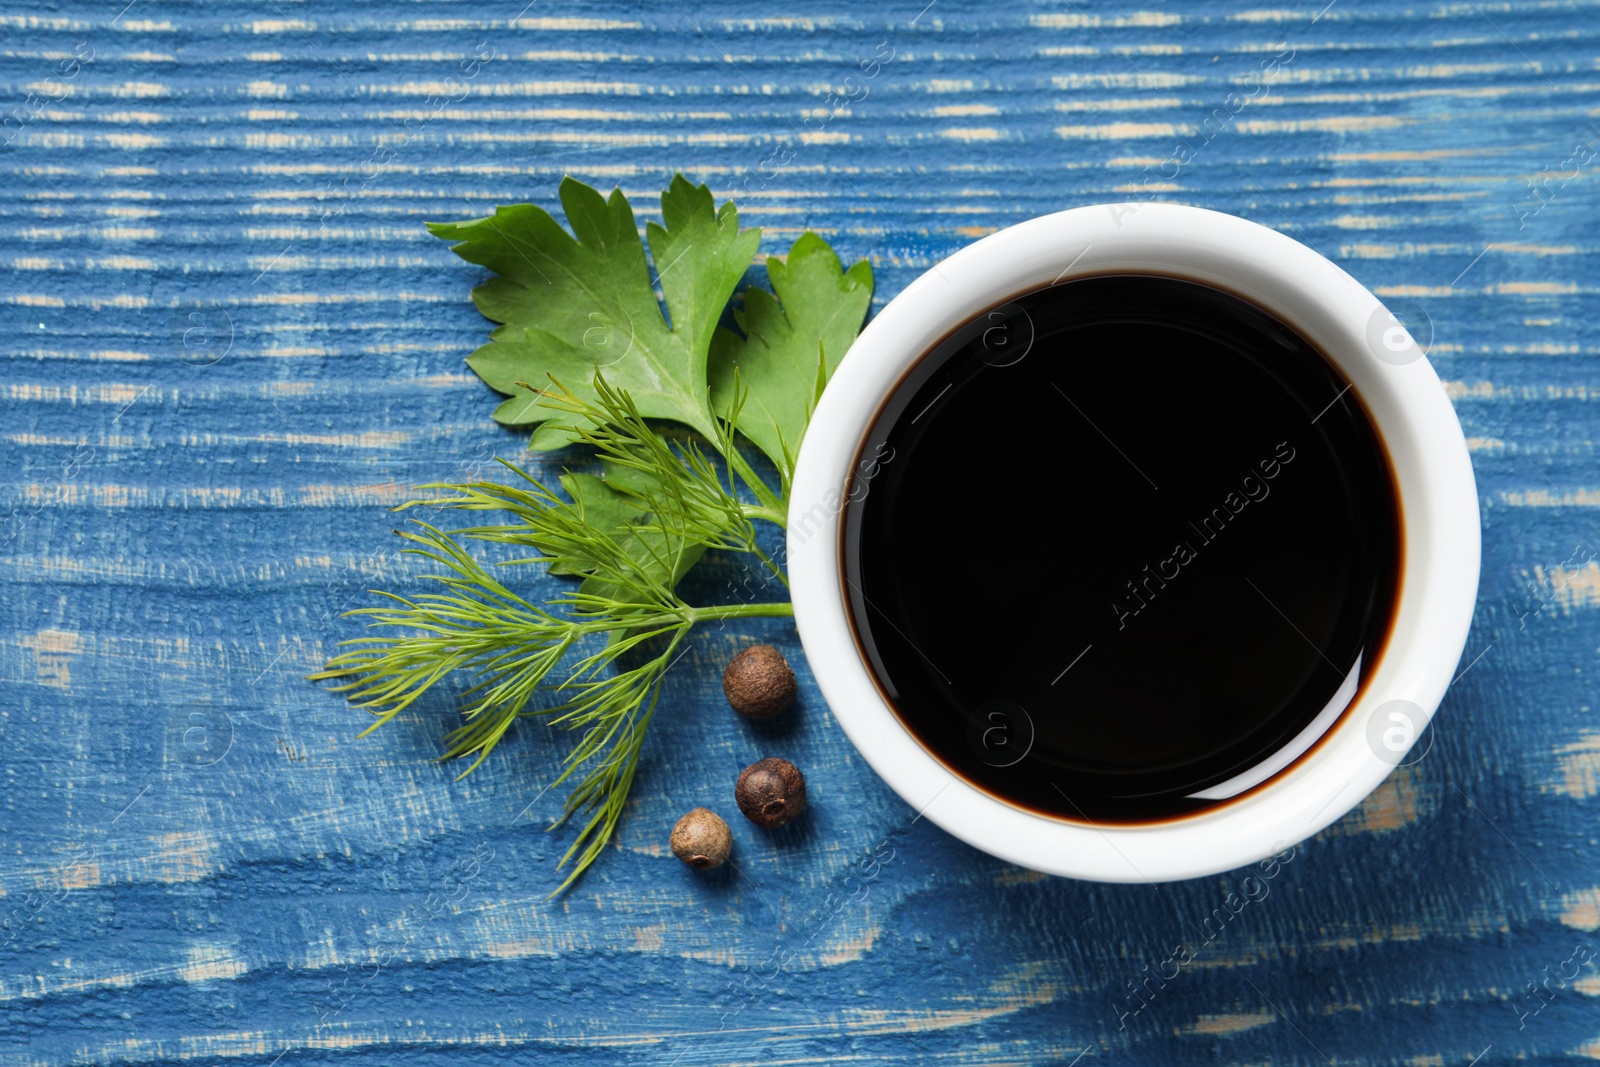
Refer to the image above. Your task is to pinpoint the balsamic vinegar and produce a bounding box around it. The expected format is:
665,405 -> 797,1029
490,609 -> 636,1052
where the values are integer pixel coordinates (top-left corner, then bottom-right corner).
840,274 -> 1402,822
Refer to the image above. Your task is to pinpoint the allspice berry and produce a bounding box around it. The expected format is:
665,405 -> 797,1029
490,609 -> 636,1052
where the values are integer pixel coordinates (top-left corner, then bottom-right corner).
735,757 -> 807,828
670,808 -> 732,869
723,644 -> 797,719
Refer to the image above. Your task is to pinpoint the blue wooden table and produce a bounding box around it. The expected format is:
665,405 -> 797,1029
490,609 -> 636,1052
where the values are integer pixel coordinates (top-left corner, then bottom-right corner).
3,1 -> 1599,1063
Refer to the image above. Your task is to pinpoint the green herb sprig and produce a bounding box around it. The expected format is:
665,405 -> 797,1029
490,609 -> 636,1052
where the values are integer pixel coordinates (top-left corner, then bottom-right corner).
312,176 -> 873,893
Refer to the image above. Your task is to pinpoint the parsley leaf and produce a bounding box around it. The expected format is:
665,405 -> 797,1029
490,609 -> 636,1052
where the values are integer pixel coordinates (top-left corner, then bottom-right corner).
427,175 -> 760,446
710,233 -> 874,478
549,472 -> 638,577
564,471 -> 708,604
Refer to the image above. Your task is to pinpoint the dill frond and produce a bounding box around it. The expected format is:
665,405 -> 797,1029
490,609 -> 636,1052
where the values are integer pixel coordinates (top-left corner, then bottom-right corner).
311,375 -> 792,893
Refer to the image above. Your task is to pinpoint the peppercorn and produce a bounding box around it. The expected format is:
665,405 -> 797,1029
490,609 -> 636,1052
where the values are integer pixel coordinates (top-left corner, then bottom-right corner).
670,808 -> 732,869
722,644 -> 798,719
735,757 -> 807,828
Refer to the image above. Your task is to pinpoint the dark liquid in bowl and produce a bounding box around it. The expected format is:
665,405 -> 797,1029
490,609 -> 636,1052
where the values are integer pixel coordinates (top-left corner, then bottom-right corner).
839,274 -> 1402,823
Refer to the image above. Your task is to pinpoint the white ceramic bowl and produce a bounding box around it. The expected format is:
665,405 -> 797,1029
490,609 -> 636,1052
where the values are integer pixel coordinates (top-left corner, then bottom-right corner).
787,202 -> 1480,883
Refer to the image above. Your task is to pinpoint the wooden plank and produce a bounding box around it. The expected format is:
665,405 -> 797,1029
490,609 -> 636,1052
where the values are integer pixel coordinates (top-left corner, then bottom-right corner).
2,0 -> 1599,1063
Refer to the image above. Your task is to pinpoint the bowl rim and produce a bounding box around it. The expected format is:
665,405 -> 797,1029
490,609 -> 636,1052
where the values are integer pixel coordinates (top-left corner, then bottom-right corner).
786,201 -> 1481,883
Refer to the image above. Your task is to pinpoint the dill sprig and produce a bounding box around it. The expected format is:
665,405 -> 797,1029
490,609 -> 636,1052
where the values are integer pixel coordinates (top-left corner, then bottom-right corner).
311,376 -> 792,893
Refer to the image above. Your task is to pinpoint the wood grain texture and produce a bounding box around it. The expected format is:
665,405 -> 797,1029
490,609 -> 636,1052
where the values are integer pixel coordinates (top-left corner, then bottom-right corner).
2,0 -> 1598,1063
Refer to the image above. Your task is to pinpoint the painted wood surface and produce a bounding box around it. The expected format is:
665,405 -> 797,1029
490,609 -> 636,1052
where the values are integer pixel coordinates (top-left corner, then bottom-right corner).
2,1 -> 1599,1063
